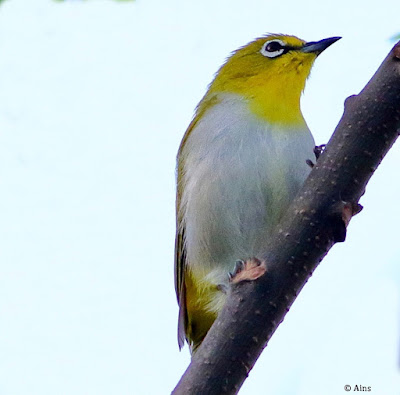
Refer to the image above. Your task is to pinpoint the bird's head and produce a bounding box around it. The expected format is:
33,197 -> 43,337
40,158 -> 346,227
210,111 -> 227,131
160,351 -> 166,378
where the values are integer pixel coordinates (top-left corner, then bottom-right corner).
207,34 -> 341,125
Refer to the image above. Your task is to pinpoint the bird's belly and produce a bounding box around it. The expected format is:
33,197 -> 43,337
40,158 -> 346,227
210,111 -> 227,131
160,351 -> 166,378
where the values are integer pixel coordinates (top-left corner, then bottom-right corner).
180,101 -> 315,289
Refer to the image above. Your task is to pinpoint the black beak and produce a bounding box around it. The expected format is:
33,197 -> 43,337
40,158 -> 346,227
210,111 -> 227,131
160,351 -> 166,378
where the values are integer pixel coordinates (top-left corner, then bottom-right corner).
301,36 -> 341,55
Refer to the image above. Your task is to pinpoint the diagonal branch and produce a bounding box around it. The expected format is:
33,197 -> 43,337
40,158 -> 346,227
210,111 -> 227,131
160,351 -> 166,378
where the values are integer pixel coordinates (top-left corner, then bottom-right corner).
173,41 -> 400,395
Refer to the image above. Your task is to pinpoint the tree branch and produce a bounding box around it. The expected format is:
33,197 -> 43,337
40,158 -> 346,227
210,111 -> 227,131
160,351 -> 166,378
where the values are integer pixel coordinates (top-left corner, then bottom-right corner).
173,41 -> 400,395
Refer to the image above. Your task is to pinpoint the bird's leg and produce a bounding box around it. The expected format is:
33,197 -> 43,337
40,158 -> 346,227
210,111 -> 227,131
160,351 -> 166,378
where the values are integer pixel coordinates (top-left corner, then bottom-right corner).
229,258 -> 267,284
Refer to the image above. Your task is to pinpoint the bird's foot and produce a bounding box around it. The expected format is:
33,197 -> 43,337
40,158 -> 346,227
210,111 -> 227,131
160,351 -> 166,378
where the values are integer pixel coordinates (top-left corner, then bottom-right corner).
229,258 -> 267,284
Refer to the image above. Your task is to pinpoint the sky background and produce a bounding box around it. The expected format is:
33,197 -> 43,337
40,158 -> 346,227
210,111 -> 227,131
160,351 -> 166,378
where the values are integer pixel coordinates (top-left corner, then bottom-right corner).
0,0 -> 399,394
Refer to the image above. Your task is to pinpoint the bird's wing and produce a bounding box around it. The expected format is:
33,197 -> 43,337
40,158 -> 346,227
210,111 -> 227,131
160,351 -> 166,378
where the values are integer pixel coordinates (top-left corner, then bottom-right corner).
174,120 -> 194,350
174,220 -> 187,349
174,104 -> 214,349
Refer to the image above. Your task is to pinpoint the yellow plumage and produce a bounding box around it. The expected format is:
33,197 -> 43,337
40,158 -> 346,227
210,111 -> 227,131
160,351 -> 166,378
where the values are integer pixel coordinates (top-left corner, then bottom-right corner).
209,35 -> 311,124
175,34 -> 340,353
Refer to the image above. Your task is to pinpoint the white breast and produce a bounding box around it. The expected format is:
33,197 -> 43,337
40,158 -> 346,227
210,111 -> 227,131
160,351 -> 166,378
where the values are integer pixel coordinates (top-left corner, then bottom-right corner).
179,93 -> 315,286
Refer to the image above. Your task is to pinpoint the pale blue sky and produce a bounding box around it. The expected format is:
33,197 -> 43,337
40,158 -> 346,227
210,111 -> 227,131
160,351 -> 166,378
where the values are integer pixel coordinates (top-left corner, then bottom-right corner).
0,0 -> 399,394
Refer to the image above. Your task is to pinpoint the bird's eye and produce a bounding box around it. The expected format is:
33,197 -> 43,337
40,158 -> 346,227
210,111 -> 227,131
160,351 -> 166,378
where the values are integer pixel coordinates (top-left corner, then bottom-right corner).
260,39 -> 286,58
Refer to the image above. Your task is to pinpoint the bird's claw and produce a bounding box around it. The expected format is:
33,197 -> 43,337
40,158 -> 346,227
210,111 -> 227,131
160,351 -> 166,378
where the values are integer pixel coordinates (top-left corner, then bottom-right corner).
229,258 -> 267,284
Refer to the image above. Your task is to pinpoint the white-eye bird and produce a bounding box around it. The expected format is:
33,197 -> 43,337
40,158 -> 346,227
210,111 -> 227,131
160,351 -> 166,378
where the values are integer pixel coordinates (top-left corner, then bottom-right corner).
175,34 -> 340,353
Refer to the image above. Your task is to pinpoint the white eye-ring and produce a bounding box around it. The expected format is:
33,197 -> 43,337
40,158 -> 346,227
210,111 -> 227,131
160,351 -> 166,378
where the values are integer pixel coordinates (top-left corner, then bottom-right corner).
260,39 -> 286,58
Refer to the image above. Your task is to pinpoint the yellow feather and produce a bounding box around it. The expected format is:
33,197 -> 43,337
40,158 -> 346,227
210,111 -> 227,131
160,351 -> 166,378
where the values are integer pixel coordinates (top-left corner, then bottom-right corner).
206,35 -> 316,125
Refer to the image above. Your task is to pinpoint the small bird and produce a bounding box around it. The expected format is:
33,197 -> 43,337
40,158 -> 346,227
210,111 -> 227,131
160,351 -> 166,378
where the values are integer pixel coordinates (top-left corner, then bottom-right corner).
175,34 -> 340,353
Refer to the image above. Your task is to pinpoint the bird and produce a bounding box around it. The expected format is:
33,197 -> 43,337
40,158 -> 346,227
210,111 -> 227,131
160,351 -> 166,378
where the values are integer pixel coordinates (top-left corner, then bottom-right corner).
174,34 -> 341,353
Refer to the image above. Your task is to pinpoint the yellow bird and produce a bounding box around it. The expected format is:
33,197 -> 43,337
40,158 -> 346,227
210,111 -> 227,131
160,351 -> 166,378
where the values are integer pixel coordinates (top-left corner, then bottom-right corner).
175,34 -> 340,353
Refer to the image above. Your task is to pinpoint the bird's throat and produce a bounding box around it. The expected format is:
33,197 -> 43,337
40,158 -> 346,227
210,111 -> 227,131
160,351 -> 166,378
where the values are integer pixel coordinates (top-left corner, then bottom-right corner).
247,78 -> 305,125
